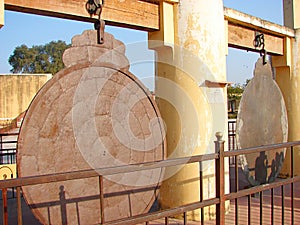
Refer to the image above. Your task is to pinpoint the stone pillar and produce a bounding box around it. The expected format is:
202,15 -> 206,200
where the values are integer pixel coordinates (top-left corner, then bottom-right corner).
0,0 -> 4,29
149,0 -> 229,220
273,0 -> 300,176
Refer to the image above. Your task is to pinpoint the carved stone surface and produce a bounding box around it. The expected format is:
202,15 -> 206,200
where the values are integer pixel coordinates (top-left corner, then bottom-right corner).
17,30 -> 165,224
236,58 -> 288,185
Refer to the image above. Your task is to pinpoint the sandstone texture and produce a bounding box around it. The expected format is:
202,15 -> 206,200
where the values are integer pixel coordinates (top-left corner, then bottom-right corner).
17,30 -> 165,224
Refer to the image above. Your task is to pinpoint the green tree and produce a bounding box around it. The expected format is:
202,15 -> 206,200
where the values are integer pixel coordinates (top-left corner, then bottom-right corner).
227,84 -> 244,100
227,79 -> 251,100
8,41 -> 71,74
227,80 -> 250,119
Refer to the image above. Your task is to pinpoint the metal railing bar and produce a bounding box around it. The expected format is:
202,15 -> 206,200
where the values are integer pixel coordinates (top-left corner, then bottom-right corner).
2,188 -> 8,225
225,176 -> 300,201
104,198 -> 219,225
199,161 -> 204,225
215,134 -> 225,224
248,195 -> 251,225
99,176 -> 105,224
260,191 -> 263,225
165,217 -> 168,225
0,153 -> 218,189
235,198 -> 238,225
0,169 -> 99,189
235,156 -> 238,225
17,187 -> 22,225
291,146 -> 294,225
224,141 -> 300,157
291,183 -> 295,221
281,186 -> 284,225
271,188 -> 274,224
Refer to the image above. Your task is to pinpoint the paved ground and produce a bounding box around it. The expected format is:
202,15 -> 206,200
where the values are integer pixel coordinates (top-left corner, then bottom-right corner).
0,166 -> 299,224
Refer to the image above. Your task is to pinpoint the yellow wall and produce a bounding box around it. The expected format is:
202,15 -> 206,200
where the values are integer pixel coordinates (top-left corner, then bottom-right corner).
0,74 -> 51,124
0,0 -> 3,29
0,164 -> 17,180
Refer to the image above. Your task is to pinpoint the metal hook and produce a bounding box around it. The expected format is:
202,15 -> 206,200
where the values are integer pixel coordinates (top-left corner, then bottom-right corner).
86,0 -> 105,44
260,49 -> 267,65
254,32 -> 267,65
86,0 -> 101,16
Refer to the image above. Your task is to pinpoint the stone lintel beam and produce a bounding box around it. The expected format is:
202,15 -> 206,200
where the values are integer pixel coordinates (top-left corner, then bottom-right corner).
4,0 -> 159,31
225,7 -> 295,37
3,1 -> 297,56
225,7 -> 295,56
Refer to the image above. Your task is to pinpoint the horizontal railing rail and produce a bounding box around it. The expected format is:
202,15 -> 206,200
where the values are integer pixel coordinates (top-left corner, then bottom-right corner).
0,153 -> 218,189
224,140 -> 300,157
226,176 -> 300,201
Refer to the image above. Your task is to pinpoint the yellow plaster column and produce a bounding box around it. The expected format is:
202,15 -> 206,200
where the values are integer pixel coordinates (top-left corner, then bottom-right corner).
273,0 -> 300,175
0,0 -> 4,28
149,0 -> 229,220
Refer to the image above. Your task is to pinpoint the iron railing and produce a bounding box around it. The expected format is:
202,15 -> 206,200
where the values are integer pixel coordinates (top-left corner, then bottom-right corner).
228,119 -> 237,165
228,119 -> 236,151
0,133 -> 18,165
0,133 -> 299,224
224,141 -> 299,225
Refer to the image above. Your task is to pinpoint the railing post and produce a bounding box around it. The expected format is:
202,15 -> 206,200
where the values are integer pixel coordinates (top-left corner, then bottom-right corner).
17,187 -> 23,225
215,132 -> 225,225
2,187 -> 8,225
99,175 -> 105,225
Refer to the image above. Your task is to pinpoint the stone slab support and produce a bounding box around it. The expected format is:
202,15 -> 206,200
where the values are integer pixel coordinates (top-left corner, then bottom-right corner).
149,0 -> 229,221
273,0 -> 300,176
284,0 -> 300,29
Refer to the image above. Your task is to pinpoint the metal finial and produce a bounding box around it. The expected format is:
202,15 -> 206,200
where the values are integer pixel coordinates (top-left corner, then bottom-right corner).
215,132 -> 223,141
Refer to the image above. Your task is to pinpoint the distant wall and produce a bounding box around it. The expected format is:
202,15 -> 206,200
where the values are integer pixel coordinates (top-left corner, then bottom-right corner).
0,74 -> 51,125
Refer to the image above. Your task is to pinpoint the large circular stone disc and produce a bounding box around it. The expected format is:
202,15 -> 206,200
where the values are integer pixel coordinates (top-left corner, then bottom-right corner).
236,58 -> 288,185
17,62 -> 165,224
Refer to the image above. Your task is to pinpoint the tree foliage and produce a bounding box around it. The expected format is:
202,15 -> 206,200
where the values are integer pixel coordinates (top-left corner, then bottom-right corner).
227,79 -> 251,100
227,84 -> 244,100
8,41 -> 71,74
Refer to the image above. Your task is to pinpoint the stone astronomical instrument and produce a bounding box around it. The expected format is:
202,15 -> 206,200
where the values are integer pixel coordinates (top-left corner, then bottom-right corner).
236,58 -> 288,186
17,30 -> 166,224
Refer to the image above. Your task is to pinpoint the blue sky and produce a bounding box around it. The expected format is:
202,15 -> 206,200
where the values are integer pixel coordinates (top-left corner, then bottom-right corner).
0,0 -> 284,89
